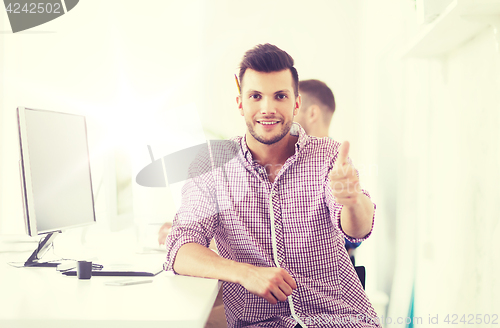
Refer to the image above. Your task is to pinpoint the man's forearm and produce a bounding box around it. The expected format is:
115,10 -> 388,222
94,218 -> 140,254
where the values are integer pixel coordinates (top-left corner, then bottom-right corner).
340,193 -> 374,239
173,242 -> 249,284
174,242 -> 298,304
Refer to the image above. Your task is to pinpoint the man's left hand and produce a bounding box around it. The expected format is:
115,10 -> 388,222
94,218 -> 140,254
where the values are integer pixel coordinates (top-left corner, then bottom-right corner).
328,141 -> 361,207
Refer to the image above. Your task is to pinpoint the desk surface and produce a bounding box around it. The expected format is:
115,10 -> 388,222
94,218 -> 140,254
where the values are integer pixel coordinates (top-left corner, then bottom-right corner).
0,244 -> 220,328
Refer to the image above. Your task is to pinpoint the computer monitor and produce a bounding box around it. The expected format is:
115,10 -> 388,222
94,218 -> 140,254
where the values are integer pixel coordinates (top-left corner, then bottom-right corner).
17,107 -> 96,267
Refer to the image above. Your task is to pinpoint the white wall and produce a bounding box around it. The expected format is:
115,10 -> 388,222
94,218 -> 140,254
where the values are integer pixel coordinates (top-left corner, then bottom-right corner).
406,28 -> 500,326
0,2 -> 365,237
355,0 -> 500,325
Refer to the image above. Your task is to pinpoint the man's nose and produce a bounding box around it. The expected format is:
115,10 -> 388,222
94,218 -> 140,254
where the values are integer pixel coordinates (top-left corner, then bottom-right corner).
260,98 -> 276,115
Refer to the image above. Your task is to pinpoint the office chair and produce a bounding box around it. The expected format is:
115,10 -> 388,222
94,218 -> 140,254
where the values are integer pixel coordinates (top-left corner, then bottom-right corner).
349,254 -> 366,290
355,266 -> 366,290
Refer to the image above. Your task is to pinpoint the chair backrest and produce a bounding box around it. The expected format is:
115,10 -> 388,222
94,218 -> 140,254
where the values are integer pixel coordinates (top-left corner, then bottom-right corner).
355,266 -> 366,290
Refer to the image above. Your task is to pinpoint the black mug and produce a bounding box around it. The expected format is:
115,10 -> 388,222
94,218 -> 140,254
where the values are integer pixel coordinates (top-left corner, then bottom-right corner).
77,261 -> 92,279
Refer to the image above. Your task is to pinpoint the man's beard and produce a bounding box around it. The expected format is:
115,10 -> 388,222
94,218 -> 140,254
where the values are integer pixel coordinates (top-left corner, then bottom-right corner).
246,119 -> 293,145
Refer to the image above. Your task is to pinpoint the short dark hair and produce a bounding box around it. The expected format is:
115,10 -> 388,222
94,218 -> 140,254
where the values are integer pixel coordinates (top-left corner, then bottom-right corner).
238,43 -> 299,97
298,79 -> 336,116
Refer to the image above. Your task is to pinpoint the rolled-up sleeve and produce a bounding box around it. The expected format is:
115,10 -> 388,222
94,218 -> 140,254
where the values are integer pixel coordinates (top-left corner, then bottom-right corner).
326,185 -> 376,244
164,166 -> 219,273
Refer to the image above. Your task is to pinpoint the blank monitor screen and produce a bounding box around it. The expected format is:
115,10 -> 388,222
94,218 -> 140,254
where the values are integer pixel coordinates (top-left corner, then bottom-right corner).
18,107 -> 96,235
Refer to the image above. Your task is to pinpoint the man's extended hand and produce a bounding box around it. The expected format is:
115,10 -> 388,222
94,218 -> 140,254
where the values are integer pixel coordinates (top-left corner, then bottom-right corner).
329,141 -> 362,206
239,266 -> 297,304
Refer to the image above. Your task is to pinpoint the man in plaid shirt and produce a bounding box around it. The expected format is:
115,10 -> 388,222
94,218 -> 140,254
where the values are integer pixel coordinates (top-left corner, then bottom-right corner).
164,43 -> 380,328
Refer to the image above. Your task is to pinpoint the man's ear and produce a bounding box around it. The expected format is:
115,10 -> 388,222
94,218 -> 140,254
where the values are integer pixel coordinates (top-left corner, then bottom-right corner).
294,94 -> 302,116
236,95 -> 244,116
309,104 -> 321,123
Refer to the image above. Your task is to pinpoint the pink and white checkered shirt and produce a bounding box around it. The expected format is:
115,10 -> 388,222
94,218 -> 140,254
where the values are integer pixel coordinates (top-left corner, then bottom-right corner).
164,123 -> 380,328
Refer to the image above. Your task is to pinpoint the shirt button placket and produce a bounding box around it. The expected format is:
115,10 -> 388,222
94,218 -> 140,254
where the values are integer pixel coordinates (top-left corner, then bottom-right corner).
268,188 -> 280,268
270,188 -> 285,266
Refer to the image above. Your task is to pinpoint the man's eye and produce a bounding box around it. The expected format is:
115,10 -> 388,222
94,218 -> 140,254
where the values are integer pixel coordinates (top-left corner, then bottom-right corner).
276,94 -> 287,100
250,94 -> 261,100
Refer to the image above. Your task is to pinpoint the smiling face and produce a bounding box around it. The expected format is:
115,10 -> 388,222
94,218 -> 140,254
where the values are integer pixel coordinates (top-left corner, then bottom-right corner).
237,68 -> 301,146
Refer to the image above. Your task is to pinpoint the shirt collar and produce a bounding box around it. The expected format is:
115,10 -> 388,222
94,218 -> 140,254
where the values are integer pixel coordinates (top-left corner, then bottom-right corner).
239,122 -> 309,166
291,122 -> 308,153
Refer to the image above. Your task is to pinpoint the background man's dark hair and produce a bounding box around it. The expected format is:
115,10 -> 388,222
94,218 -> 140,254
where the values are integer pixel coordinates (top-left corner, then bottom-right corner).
299,79 -> 336,116
239,43 -> 299,97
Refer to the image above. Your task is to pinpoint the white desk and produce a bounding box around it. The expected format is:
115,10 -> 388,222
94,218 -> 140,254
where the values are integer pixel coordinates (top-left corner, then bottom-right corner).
0,243 -> 220,328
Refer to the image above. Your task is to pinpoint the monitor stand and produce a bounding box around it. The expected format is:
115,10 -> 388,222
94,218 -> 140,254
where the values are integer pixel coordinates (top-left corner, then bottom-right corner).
24,231 -> 61,267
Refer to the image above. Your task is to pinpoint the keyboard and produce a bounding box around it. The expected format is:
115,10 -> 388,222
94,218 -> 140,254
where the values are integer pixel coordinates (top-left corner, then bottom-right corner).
62,269 -> 162,277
